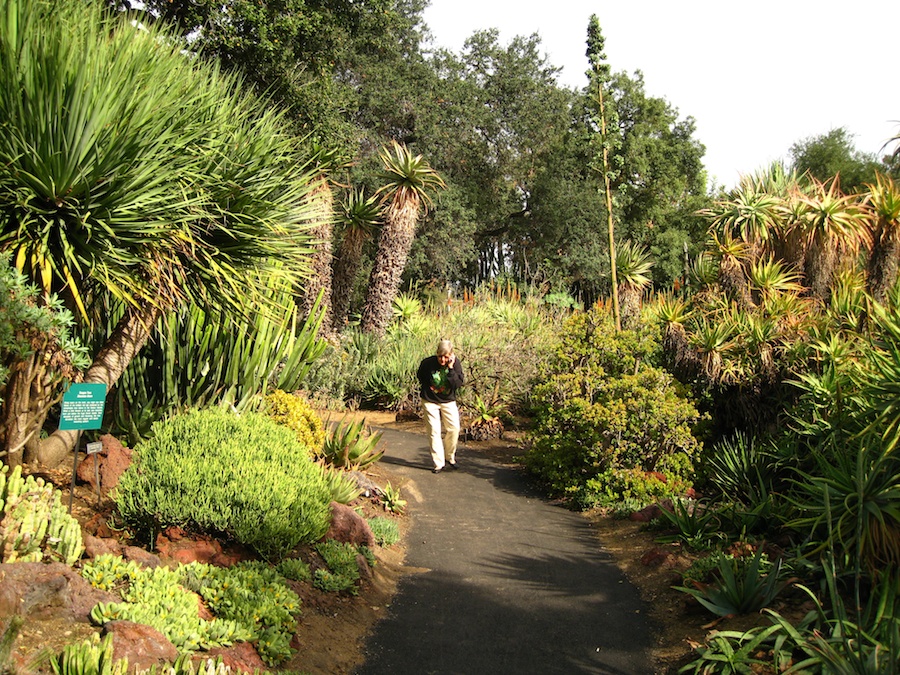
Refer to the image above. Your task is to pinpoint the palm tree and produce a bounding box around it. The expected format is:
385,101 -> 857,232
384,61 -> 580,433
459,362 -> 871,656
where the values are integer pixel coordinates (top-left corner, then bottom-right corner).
330,189 -> 381,333
797,177 -> 870,303
615,240 -> 653,330
360,142 -> 445,336
0,0 -> 317,466
864,173 -> 900,303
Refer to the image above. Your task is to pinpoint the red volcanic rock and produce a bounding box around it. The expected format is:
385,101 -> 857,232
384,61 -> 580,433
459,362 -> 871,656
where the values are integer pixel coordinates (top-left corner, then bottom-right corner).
75,435 -> 133,494
323,501 -> 375,548
104,621 -> 178,671
0,562 -> 117,621
203,642 -> 266,673
123,546 -> 162,569
83,534 -> 123,559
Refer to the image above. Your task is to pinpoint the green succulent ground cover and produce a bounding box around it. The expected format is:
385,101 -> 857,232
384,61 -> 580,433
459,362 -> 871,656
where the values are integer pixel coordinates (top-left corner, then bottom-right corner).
82,555 -> 302,666
115,407 -> 333,560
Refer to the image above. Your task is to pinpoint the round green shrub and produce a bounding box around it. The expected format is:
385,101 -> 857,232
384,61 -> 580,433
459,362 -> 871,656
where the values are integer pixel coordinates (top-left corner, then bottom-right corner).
263,389 -> 326,454
115,407 -> 333,559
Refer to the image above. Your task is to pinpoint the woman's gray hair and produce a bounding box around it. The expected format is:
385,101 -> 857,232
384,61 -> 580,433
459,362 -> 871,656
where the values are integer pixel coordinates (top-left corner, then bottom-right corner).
436,339 -> 453,356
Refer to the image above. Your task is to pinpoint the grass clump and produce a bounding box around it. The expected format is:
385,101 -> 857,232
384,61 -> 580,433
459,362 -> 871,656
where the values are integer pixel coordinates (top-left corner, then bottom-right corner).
115,407 -> 333,560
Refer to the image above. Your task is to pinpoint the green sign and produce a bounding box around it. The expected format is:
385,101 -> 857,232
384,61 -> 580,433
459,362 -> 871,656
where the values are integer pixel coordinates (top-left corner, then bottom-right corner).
59,383 -> 107,431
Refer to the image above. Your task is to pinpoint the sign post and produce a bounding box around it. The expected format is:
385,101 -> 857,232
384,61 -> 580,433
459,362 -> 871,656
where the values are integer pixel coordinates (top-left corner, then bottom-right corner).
60,383 -> 107,512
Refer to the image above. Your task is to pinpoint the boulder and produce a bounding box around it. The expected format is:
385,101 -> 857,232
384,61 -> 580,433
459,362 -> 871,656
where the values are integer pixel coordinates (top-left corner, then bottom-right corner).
0,562 -> 117,621
323,501 -> 375,548
75,435 -> 133,494
104,621 -> 178,671
123,546 -> 162,569
83,534 -> 123,559
202,641 -> 266,673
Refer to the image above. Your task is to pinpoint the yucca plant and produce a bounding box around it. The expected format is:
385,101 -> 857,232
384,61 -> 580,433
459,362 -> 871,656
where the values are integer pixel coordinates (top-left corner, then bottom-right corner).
653,294 -> 694,371
689,316 -> 736,383
748,257 -> 803,306
688,252 -> 719,289
331,189 -> 382,333
711,233 -> 754,309
392,293 -> 423,322
704,433 -> 783,509
0,0 -> 319,466
788,439 -> 900,576
321,417 -> 384,470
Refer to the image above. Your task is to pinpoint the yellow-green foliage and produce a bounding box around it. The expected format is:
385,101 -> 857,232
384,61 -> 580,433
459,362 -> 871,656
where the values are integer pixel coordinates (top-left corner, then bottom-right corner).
115,407 -> 333,560
82,556 -> 301,666
0,465 -> 84,565
264,389 -> 326,455
83,555 -> 252,654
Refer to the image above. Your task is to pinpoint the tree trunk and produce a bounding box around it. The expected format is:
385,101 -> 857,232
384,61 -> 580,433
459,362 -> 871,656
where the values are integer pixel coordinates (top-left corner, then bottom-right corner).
1,353 -> 59,468
867,221 -> 900,304
360,197 -> 419,336
29,302 -> 164,468
618,285 -> 642,331
330,227 -> 367,333
805,236 -> 836,304
300,178 -> 334,333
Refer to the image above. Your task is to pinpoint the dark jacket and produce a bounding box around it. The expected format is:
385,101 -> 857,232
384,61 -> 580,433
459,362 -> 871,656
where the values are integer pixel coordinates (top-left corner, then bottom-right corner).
417,355 -> 464,404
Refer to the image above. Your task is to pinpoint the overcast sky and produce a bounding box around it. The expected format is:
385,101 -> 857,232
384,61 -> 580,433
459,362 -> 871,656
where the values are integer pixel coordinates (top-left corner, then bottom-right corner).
421,0 -> 900,189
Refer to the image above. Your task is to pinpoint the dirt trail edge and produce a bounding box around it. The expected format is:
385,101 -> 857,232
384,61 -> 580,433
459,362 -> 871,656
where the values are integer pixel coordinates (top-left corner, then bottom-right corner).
356,428 -> 656,675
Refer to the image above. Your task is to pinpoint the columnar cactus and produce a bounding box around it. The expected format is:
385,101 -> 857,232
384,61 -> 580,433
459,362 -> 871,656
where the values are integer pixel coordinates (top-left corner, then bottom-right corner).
0,465 -> 84,565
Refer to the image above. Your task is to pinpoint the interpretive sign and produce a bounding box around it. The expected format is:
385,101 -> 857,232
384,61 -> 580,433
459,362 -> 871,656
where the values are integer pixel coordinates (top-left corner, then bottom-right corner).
59,383 -> 107,431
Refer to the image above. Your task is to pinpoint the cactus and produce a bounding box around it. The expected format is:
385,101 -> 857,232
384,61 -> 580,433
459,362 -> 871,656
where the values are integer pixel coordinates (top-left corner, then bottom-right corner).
0,465 -> 84,565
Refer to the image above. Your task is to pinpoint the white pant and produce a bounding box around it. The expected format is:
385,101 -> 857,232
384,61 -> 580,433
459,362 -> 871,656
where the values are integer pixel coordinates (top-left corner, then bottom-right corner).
423,400 -> 460,469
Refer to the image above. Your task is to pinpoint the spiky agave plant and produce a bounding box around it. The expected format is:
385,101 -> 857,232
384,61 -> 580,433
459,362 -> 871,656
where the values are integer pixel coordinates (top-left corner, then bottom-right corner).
689,316 -> 737,384
653,294 -> 694,372
615,240 -> 654,329
711,233 -> 754,309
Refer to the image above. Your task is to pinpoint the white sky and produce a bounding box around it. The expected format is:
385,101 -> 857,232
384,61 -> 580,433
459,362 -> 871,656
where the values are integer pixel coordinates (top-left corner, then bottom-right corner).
422,0 -> 900,189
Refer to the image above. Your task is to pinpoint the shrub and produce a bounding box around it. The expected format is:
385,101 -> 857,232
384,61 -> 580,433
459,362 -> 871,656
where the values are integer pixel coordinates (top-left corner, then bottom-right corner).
180,561 -> 301,665
313,539 -> 369,595
115,407 -> 333,559
263,389 -> 326,455
525,367 -> 702,498
577,467 -> 690,510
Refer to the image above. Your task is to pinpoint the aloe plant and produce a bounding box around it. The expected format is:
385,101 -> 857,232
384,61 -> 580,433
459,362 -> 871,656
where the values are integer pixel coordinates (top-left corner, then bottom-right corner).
675,547 -> 787,617
321,417 -> 384,470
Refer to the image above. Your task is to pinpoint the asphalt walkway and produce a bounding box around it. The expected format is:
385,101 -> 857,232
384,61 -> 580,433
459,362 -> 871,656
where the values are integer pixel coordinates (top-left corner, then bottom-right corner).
357,428 -> 656,675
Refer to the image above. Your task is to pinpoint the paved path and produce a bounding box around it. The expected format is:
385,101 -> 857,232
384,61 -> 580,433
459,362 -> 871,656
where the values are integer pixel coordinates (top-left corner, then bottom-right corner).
357,428 -> 656,675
